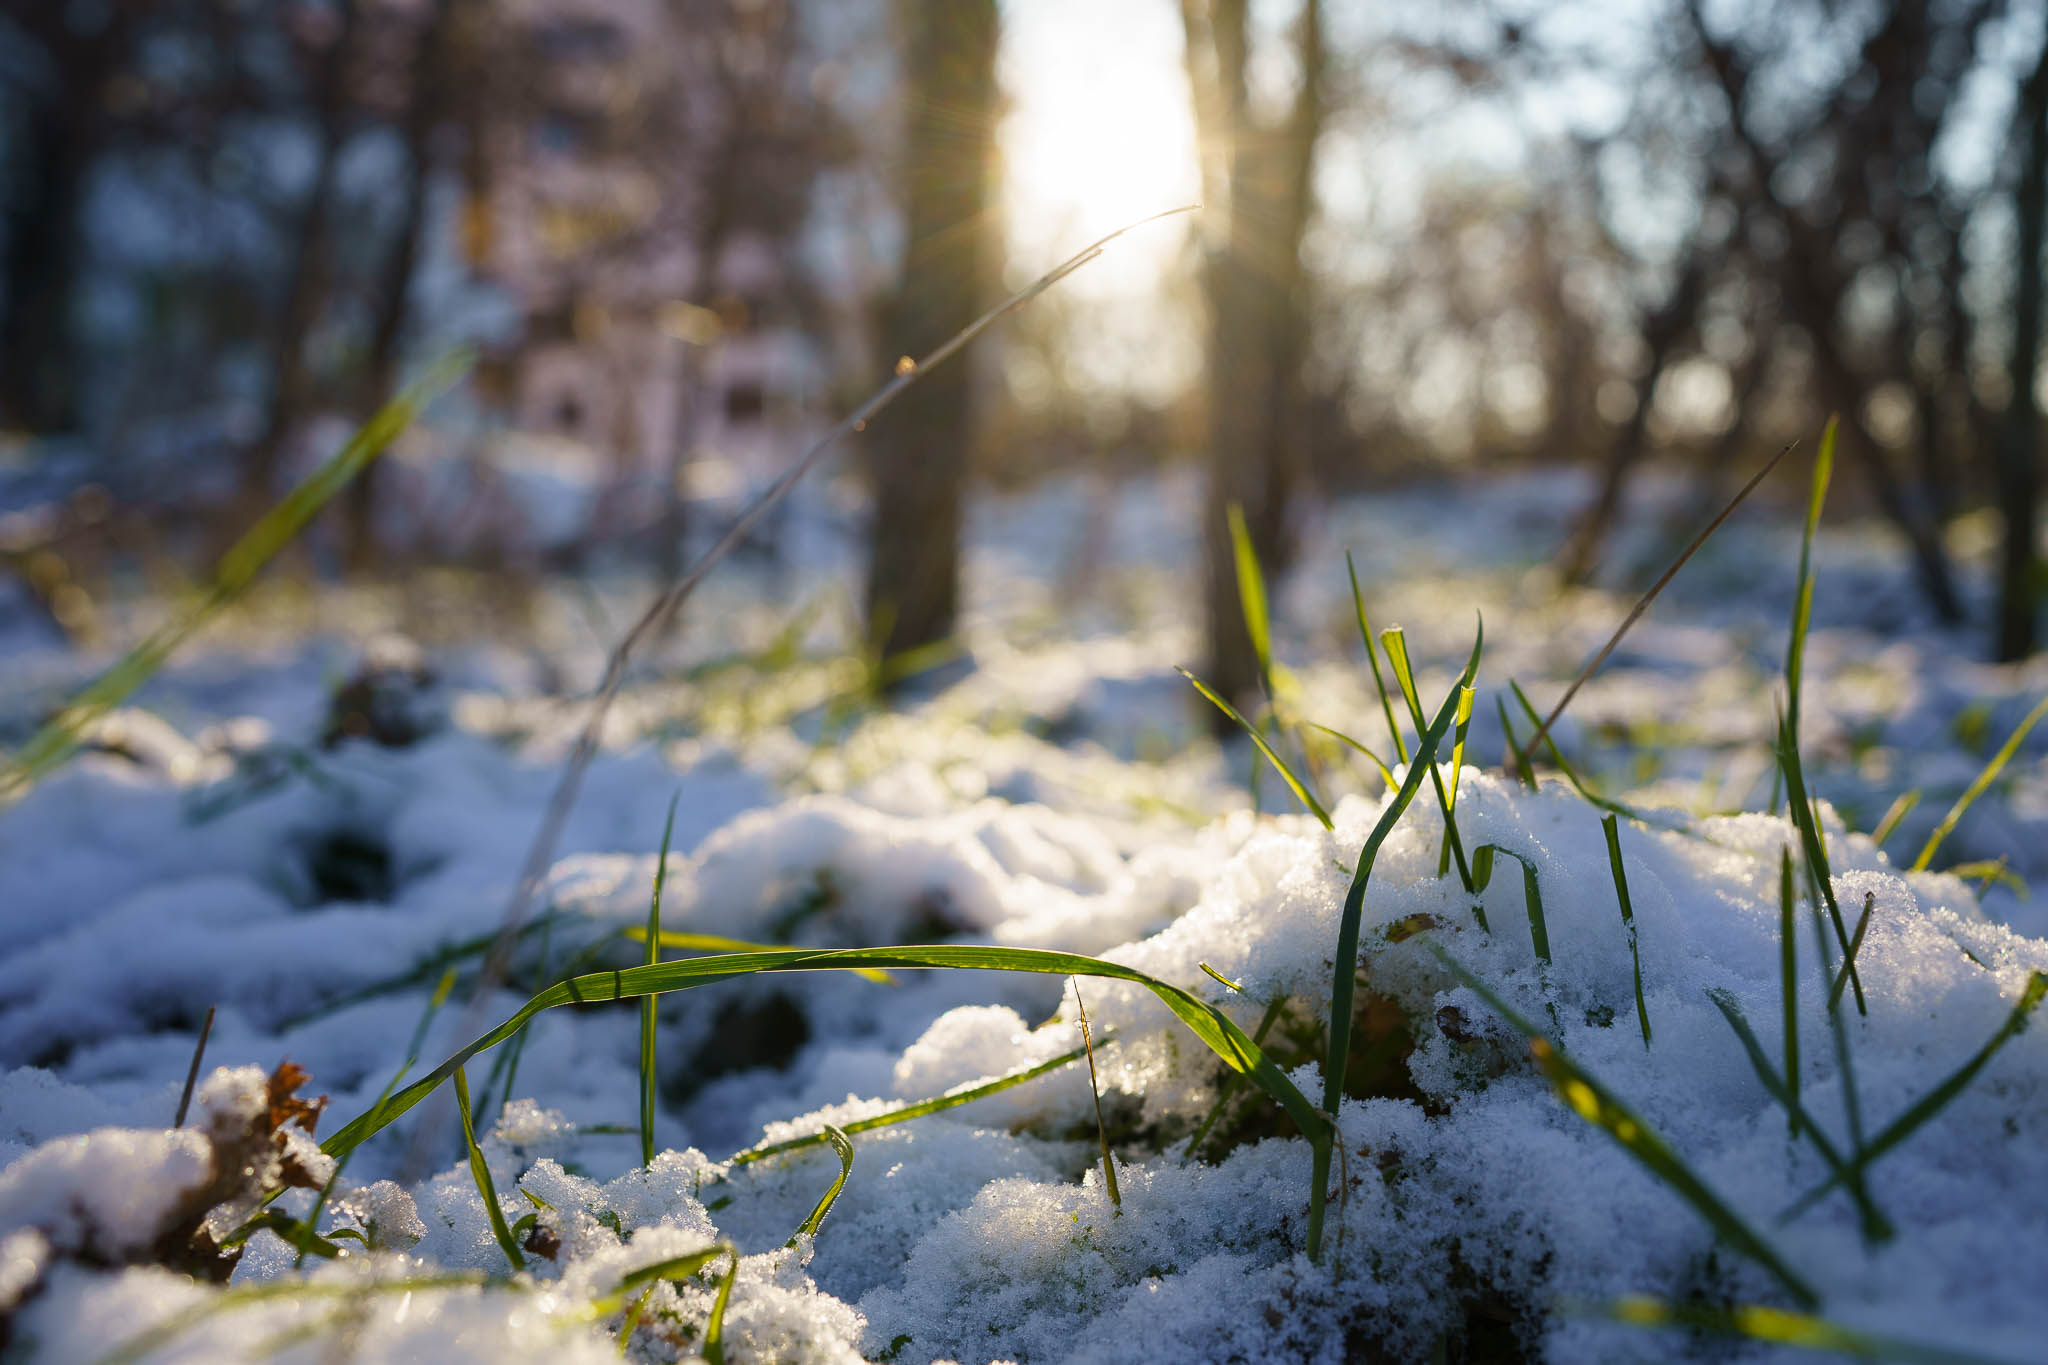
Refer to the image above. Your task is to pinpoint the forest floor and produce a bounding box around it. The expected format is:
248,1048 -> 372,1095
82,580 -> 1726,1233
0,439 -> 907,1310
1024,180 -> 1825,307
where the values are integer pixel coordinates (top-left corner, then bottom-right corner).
1,467 -> 2045,1363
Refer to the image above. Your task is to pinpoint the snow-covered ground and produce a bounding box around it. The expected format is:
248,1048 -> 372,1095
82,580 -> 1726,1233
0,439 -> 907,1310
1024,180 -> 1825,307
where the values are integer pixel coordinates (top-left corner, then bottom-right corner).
2,468 -> 2045,1363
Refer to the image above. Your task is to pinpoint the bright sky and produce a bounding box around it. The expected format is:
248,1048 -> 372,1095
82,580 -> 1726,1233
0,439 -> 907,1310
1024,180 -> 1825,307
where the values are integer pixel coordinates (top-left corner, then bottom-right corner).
997,0 -> 1203,401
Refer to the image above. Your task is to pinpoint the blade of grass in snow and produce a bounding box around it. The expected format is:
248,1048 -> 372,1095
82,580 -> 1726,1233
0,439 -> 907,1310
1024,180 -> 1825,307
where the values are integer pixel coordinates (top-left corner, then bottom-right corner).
1705,987 -> 1892,1244
1073,982 -> 1121,1210
1519,438 -> 1797,761
1948,858 -> 2028,898
1309,654 -> 1470,1262
1602,1295 -> 2025,1365
1346,553 -> 1408,764
297,967 -> 458,1265
1432,945 -> 1819,1309
1471,845 -> 1546,965
1872,789 -> 1921,848
453,1065 -> 524,1270
1179,666 -> 1332,828
1498,695 -> 1536,790
1786,971 -> 2048,1217
791,1126 -> 854,1241
1785,418 -> 1836,750
324,945 -> 1329,1167
641,795 -> 679,1168
93,1273 -> 501,1365
1779,849 -> 1801,1138
1228,503 -> 1275,694
1602,815 -> 1652,1048
1379,619 -> 1483,895
1307,722 -> 1394,789
628,928 -> 895,984
1778,709 -> 1865,1014
1913,693 -> 2048,871
0,350 -> 473,803
1505,679 -> 1644,820
1828,892 -> 1874,1012
729,1037 -> 1104,1167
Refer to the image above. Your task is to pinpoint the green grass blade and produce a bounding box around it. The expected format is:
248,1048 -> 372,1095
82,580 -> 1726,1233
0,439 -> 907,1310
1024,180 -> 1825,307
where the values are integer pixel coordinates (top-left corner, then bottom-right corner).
1705,988 -> 1891,1243
1228,503 -> 1275,689
453,1065 -> 525,1270
1913,694 -> 2048,872
1603,1295 -> 2025,1365
1785,417 -> 1836,746
628,928 -> 895,984
1074,982 -> 1121,1210
1870,789 -> 1920,848
1181,998 -> 1286,1165
1498,695 -> 1536,789
1307,722 -> 1394,789
703,1245 -> 739,1365
1310,663 -> 1468,1262
1506,679 -> 1644,820
1446,685 -> 1478,810
1378,619 -> 1484,895
324,946 -> 1329,1169
1788,971 -> 2048,1218
0,350 -> 472,803
92,1273 -> 500,1365
792,1126 -> 854,1242
1778,848 -> 1801,1138
731,1037 -> 1103,1167
641,794 -> 679,1168
1434,947 -> 1818,1309
1827,892 -> 1874,1011
1778,709 -> 1864,1014
1602,815 -> 1652,1048
1347,553 -> 1408,764
1179,666 -> 1332,829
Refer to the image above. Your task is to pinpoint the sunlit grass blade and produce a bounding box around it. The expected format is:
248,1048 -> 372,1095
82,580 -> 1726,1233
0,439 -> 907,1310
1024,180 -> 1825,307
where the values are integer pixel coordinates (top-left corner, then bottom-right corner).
791,1126 -> 854,1241
1433,946 -> 1818,1309
1913,693 -> 2048,872
1705,988 -> 1891,1243
1778,848 -> 1801,1138
324,945 -> 1330,1171
1472,844 -> 1549,968
1378,618 -> 1483,894
92,1273 -> 499,1365
1446,685 -> 1477,810
628,928 -> 895,984
1827,891 -> 1874,1012
1777,709 -> 1864,1014
1307,722 -> 1394,788
1786,971 -> 2048,1217
1310,660 -> 1468,1262
1947,858 -> 2028,898
1505,679 -> 1644,819
453,1065 -> 524,1270
641,795 -> 679,1168
1347,552 -> 1408,764
1602,815 -> 1651,1048
1074,982 -> 1121,1210
1602,1295 -> 2024,1365
703,1242 -> 738,1365
1871,788 -> 1920,849
1498,695 -> 1536,789
0,350 -> 472,803
1785,417 -> 1836,748
1228,503 -> 1275,691
1178,666 -> 1332,829
731,1037 -> 1103,1168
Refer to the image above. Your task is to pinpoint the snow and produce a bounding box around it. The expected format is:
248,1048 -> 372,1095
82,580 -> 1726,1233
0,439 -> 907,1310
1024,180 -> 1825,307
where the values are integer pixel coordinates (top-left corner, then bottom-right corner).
2,471 -> 2046,1361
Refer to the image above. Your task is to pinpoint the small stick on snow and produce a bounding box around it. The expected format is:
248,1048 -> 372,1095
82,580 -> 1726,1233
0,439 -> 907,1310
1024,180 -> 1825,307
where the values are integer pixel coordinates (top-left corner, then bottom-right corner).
1518,440 -> 1797,768
173,1004 -> 216,1127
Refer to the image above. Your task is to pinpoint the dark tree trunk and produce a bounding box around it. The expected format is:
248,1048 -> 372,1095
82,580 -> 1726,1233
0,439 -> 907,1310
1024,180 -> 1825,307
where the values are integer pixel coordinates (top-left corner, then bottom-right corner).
243,0 -> 364,507
1185,0 -> 1324,715
346,0 -> 458,570
862,0 -> 998,668
1997,42 -> 2048,661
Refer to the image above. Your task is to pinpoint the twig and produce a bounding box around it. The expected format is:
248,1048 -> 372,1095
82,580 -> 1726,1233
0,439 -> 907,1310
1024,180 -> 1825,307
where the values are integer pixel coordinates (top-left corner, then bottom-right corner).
173,1005 -> 216,1127
1520,440 -> 1797,764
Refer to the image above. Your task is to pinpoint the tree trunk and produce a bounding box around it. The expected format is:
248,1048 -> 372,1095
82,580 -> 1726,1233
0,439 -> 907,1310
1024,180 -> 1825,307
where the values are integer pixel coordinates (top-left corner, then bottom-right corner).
1185,0 -> 1325,715
1997,41 -> 2048,661
346,0 -> 458,570
243,0 -> 364,510
862,0 -> 998,668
